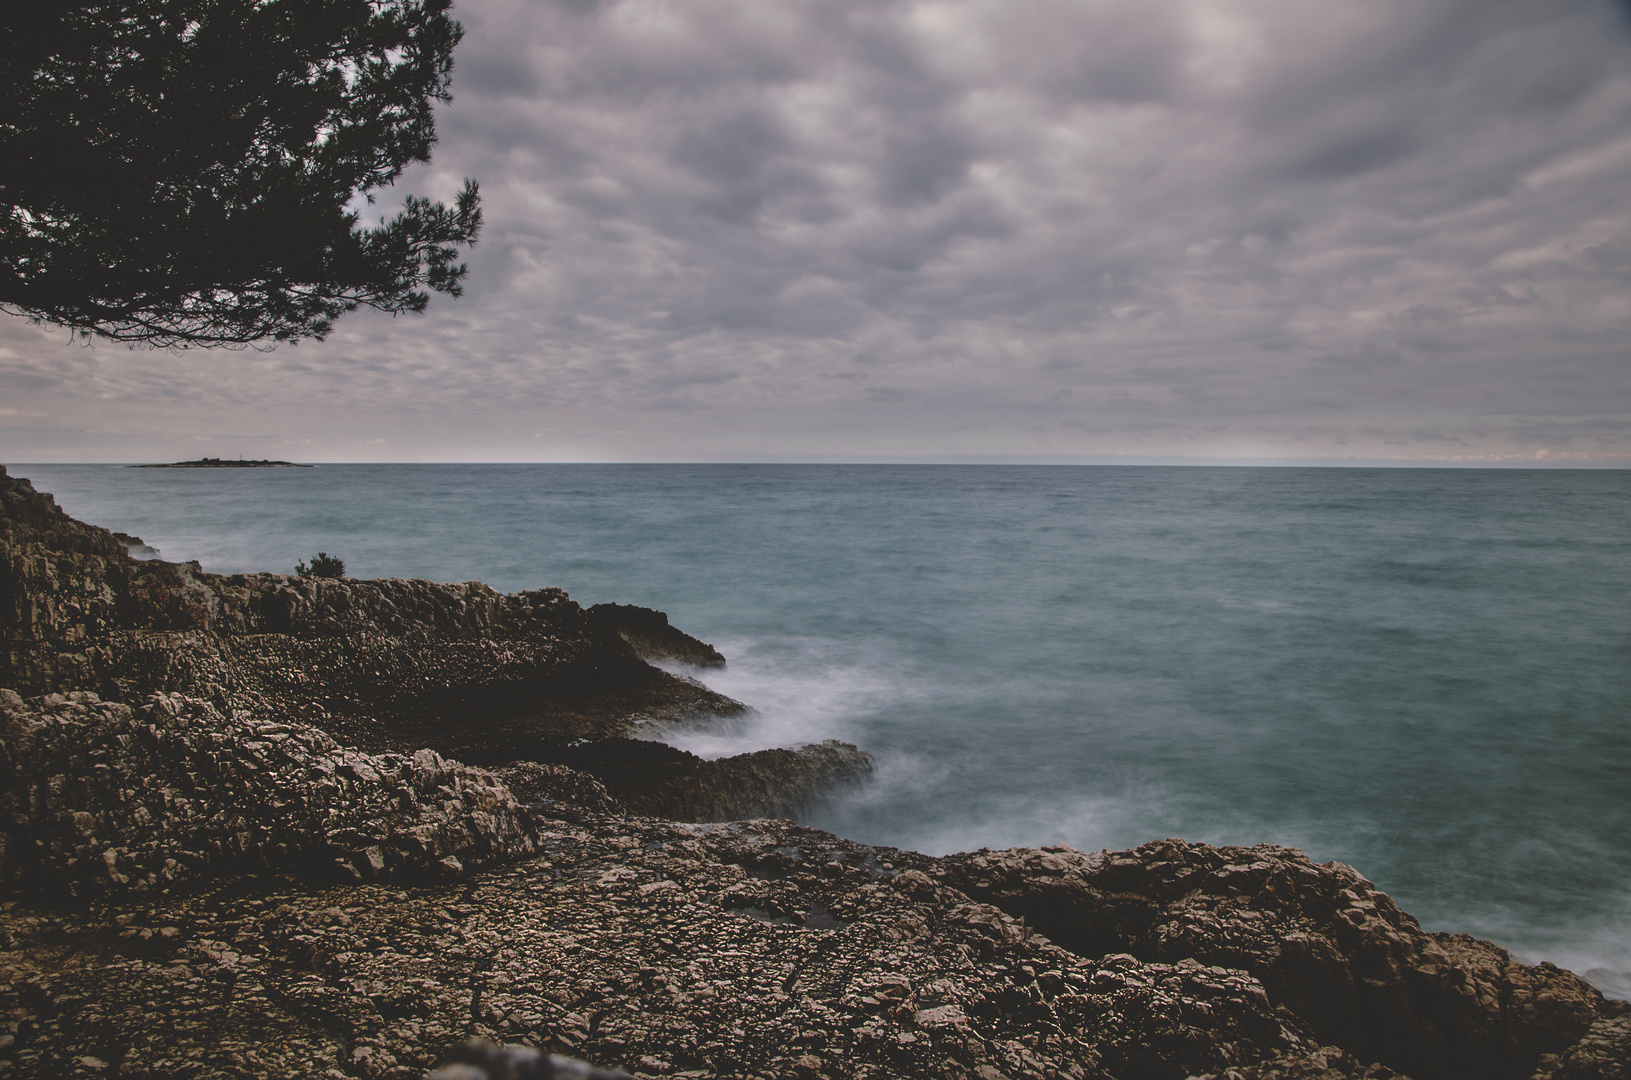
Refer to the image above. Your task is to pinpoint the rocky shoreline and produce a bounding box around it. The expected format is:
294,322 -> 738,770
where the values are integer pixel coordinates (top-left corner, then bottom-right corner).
1,464 -> 1626,1079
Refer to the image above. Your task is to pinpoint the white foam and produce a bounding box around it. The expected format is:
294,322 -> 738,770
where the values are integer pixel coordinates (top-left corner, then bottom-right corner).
650,633 -> 928,758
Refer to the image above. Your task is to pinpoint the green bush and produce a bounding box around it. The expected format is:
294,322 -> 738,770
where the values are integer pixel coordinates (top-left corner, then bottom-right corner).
296,552 -> 346,579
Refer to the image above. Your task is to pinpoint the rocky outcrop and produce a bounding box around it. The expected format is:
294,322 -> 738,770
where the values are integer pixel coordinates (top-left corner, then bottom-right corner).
109,533 -> 161,560
0,466 -> 877,816
933,842 -> 1627,1080
2,803 -> 1621,1080
0,811 -> 1299,1080
0,465 -> 739,748
0,689 -> 547,896
490,761 -> 627,817
546,737 -> 873,821
0,680 -> 872,902
587,604 -> 726,668
0,681 -> 876,897
1535,1017 -> 1631,1080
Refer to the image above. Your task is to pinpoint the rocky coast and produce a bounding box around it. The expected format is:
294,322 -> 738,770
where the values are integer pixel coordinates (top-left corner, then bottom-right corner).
0,463 -> 1626,1079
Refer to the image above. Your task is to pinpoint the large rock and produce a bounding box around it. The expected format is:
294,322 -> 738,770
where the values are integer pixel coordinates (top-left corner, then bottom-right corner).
933,840 -> 1628,1080
0,465 -> 743,751
0,689 -> 548,896
549,736 -> 874,821
586,603 -> 726,668
3,811 -> 1622,1080
1534,1016 -> 1631,1080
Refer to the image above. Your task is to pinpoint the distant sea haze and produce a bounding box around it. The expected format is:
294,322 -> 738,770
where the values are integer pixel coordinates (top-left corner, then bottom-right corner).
17,462 -> 1631,1000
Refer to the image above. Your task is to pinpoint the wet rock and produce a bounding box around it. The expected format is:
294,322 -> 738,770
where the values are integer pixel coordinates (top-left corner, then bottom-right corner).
546,737 -> 875,821
586,604 -> 726,669
110,532 -> 161,560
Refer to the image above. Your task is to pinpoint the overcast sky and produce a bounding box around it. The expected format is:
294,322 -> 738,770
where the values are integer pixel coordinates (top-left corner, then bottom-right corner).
5,0 -> 1631,464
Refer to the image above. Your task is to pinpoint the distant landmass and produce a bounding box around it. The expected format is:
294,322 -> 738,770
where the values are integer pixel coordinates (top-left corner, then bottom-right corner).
129,458 -> 311,468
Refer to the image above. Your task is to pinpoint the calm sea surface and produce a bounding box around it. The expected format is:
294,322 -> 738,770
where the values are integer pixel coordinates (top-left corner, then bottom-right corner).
11,463 -> 1630,996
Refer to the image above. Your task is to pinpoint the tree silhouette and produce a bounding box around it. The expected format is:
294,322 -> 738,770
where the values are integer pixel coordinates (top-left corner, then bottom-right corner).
296,552 -> 347,578
0,0 -> 481,348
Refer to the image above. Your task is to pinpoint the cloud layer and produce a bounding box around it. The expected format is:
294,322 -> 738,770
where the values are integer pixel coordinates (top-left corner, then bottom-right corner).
4,0 -> 1631,462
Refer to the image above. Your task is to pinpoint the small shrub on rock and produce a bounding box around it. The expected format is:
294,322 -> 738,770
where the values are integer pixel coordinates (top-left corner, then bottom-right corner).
296,552 -> 347,578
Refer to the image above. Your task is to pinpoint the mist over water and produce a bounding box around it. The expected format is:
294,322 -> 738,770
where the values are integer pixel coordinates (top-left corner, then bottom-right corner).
14,463 -> 1631,997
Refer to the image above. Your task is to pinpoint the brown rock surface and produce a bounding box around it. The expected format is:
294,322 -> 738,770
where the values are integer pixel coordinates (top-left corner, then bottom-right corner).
1533,1016 -> 1631,1080
0,806 -> 1316,1080
933,842 -> 1627,1080
477,736 -> 874,821
0,689 -> 542,896
586,604 -> 727,669
0,465 -> 739,750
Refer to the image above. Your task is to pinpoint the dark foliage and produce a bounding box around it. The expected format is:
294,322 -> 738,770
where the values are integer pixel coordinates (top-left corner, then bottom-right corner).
0,0 -> 481,347
296,552 -> 346,578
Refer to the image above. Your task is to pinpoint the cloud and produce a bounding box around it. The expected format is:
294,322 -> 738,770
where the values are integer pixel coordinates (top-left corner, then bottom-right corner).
4,0 -> 1631,462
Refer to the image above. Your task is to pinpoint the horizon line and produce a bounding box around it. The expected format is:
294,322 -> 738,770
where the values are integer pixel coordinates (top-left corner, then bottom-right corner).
8,457 -> 1631,470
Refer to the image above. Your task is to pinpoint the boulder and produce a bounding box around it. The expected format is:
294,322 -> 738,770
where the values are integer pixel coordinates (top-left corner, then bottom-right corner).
934,840 -> 1627,1080
586,603 -> 726,668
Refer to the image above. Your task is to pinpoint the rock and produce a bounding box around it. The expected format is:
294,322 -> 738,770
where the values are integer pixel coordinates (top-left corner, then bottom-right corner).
1532,1015 -> 1631,1080
933,839 -> 1626,1080
0,705 -> 1622,1078
0,816 -> 1315,1080
544,736 -> 875,821
491,761 -> 628,816
0,465 -> 744,751
0,688 -> 546,896
0,466 -> 877,818
1194,1045 -> 1408,1078
110,532 -> 161,560
586,604 -> 726,668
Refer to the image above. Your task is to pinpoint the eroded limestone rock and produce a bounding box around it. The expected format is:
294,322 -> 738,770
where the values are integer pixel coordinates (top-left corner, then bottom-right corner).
934,841 -> 1628,1080
0,465 -> 743,751
586,604 -> 726,669
0,689 -> 546,896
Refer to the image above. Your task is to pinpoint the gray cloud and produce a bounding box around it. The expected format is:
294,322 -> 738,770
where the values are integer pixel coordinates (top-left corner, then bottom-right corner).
4,0 -> 1631,464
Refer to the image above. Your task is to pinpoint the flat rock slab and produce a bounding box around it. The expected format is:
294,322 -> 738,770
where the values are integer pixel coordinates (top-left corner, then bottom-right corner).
0,816 -> 1306,1080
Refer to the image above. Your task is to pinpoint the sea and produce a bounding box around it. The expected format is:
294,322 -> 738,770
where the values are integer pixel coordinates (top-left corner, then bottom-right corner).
10,463 -> 1630,998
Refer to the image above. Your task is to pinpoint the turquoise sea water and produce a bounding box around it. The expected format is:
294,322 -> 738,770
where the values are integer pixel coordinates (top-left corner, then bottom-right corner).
10,463 -> 1630,996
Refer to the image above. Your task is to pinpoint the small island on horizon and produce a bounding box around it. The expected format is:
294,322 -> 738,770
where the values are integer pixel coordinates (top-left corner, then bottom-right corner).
129,457 -> 311,468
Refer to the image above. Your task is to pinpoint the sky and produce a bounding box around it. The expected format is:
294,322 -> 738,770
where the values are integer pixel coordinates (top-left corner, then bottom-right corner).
4,0 -> 1631,465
